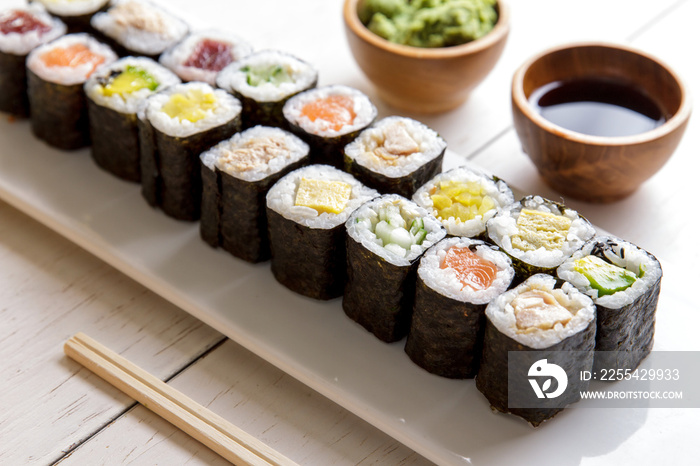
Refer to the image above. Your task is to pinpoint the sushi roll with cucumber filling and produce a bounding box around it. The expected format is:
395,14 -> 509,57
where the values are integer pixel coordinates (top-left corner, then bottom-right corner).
344,195 -> 446,342
33,0 -> 110,34
343,116 -> 447,198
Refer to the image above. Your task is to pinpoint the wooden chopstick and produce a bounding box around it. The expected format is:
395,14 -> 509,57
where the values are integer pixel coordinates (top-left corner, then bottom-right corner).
64,332 -> 299,466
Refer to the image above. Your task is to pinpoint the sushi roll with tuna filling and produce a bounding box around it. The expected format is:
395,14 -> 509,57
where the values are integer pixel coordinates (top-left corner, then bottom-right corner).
200,126 -> 310,262
344,116 -> 446,198
34,0 -> 110,34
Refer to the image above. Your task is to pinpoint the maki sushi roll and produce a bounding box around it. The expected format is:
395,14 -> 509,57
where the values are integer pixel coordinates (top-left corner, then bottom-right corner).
90,0 -> 188,59
0,4 -> 66,117
413,166 -> 514,238
344,195 -> 446,342
283,85 -> 376,168
405,237 -> 514,378
343,116 -> 447,198
26,33 -> 117,150
159,29 -> 252,86
217,50 -> 318,129
558,236 -> 662,373
200,126 -> 310,262
33,0 -> 110,34
476,274 -> 597,426
266,165 -> 377,300
139,81 -> 242,221
84,56 -> 180,181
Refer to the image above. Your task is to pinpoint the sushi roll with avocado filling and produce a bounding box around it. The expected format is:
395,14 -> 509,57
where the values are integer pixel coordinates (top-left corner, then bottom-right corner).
413,166 -> 514,239
217,50 -> 318,129
558,236 -> 662,374
85,56 -> 180,181
343,116 -> 446,198
200,126 -> 310,262
405,237 -> 514,378
27,33 -> 117,150
34,0 -> 110,34
140,81 -> 242,221
344,195 -> 445,342
476,274 -> 596,426
266,165 -> 378,300
283,85 -> 376,168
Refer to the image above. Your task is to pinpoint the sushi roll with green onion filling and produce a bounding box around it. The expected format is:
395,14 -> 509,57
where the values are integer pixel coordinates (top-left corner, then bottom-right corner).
140,81 -> 242,221
27,33 -> 117,150
266,165 -> 378,300
343,116 -> 447,198
558,236 -> 662,374
344,195 -> 446,342
33,0 -> 110,34
217,50 -> 318,129
200,126 -> 310,262
283,85 -> 376,168
405,237 -> 514,378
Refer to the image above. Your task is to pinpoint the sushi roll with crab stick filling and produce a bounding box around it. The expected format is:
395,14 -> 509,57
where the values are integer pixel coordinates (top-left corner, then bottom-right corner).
200,126 -> 310,263
558,236 -> 662,373
413,166 -> 515,239
283,85 -> 376,168
27,33 -> 117,150
344,195 -> 446,342
343,116 -> 447,198
32,0 -> 110,34
139,81 -> 242,221
405,237 -> 514,378
217,50 -> 318,129
0,4 -> 65,117
266,165 -> 378,300
476,274 -> 597,427
84,56 -> 180,181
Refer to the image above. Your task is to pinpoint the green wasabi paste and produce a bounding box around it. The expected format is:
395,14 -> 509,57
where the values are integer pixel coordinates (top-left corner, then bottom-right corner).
359,0 -> 498,48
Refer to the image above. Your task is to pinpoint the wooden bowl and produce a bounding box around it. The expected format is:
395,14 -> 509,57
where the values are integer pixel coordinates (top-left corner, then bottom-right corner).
343,0 -> 510,114
512,42 -> 691,203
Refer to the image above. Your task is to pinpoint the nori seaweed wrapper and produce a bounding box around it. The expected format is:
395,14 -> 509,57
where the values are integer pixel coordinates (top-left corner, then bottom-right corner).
87,99 -> 142,181
138,111 -> 159,203
0,51 -> 29,117
199,160 -> 220,247
287,122 -> 367,170
233,89 -> 312,131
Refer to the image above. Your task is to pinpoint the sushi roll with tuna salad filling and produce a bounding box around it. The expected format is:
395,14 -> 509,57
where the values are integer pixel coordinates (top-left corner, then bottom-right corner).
139,82 -> 242,221
476,274 -> 596,427
344,195 -> 446,342
558,236 -> 662,374
343,116 -> 447,198
200,126 -> 310,262
413,166 -> 514,239
27,33 -> 117,150
405,237 -> 514,378
217,50 -> 318,129
0,4 -> 66,117
84,56 -> 180,181
33,0 -> 110,34
266,165 -> 378,300
159,30 -> 252,86
283,85 -> 376,168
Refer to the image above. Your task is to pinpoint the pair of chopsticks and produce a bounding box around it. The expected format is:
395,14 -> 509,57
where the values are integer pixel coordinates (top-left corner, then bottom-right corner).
64,332 -> 298,466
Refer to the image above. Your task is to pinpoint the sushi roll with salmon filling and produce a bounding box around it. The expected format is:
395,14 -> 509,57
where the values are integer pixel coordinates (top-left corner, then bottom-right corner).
344,195 -> 446,342
558,236 -> 662,374
0,4 -> 66,117
266,165 -> 378,300
405,237 -> 514,378
283,85 -> 376,168
140,81 -> 242,221
85,56 -> 180,181
159,30 -> 252,86
413,166 -> 514,239
344,116 -> 447,198
200,126 -> 310,262
34,0 -> 110,34
27,34 -> 117,150
217,50 -> 318,129
476,274 -> 596,426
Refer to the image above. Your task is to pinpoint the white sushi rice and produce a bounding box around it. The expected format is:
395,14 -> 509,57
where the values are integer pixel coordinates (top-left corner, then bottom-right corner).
200,126 -> 309,183
36,0 -> 109,17
0,4 -> 66,56
267,164 -> 378,229
486,274 -> 596,349
27,33 -> 118,86
413,166 -> 515,237
418,237 -> 514,305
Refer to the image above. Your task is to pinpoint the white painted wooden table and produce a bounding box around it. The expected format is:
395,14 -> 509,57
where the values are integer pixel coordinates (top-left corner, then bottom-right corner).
1,1 -> 698,465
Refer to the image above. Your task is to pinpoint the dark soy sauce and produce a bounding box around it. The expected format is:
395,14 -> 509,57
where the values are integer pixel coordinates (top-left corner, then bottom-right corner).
529,78 -> 666,137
